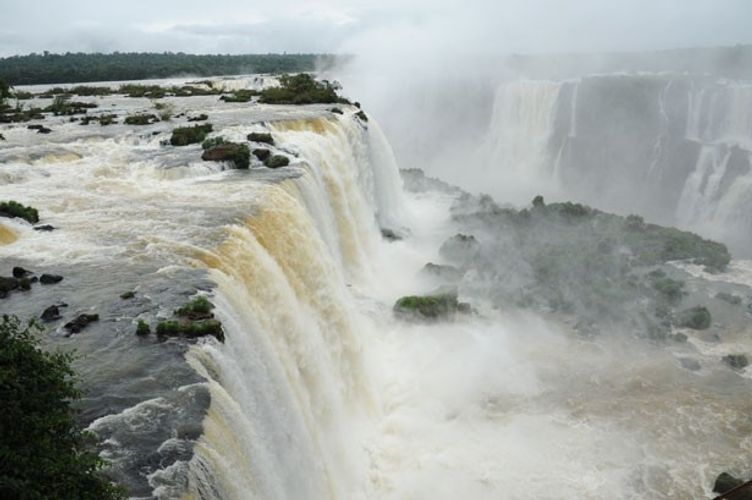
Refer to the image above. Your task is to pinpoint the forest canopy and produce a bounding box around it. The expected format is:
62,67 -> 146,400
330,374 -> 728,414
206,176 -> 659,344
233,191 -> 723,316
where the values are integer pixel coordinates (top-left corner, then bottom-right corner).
0,52 -> 343,85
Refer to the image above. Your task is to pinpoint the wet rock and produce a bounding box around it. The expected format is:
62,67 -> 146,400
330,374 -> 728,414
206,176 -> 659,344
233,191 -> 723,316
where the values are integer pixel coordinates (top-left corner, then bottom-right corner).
33,224 -> 55,231
37,127 -> 52,134
421,263 -> 464,282
12,266 -> 31,278
0,133 -> 5,141
716,291 -> 742,305
252,148 -> 270,162
0,277 -> 19,298
674,306 -> 711,330
120,290 -> 135,300
330,107 -> 343,115
39,273 -> 63,285
264,154 -> 290,169
201,143 -> 250,169
64,313 -> 99,334
722,354 -> 748,370
713,472 -> 752,499
135,320 -> 150,336
40,305 -> 62,322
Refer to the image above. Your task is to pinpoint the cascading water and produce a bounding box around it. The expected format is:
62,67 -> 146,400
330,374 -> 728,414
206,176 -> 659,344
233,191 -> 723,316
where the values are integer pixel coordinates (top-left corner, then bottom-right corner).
479,75 -> 752,254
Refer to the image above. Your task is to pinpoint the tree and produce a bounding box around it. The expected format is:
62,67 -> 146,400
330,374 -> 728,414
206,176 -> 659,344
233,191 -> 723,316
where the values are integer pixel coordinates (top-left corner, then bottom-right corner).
0,79 -> 10,107
0,315 -> 123,499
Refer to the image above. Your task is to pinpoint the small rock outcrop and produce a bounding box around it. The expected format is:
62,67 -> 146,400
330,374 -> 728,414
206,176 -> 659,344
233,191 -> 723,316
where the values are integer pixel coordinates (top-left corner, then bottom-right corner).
39,274 -> 63,285
64,314 -> 99,334
201,143 -> 250,169
722,354 -> 749,370
41,305 -> 62,322
247,132 -> 274,145
264,154 -> 289,169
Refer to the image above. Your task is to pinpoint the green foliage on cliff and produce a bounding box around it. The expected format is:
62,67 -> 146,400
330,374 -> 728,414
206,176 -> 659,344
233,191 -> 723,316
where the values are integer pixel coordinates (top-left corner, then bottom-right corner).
0,315 -> 123,499
259,73 -> 349,105
0,200 -> 39,223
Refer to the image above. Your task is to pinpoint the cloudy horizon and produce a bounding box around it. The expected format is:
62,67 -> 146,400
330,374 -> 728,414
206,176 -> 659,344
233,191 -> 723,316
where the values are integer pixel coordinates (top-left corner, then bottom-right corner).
1,0 -> 751,58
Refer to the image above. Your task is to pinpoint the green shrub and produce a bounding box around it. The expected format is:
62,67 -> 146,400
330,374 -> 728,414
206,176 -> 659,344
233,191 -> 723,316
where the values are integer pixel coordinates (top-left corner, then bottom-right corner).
71,86 -> 114,96
0,200 -> 39,223
135,320 -> 150,336
124,113 -> 159,125
259,73 -> 349,105
394,293 -> 469,320
201,136 -> 226,150
170,124 -> 213,146
119,84 -> 165,98
0,315 -> 124,499
247,132 -> 274,145
355,110 -> 368,122
201,143 -> 251,169
175,296 -> 214,318
675,306 -> 712,330
651,276 -> 685,304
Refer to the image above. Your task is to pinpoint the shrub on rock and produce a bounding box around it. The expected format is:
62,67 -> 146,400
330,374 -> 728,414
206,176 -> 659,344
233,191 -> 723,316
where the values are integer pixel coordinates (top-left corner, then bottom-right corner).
170,124 -> 213,146
0,201 -> 39,224
201,142 -> 250,169
264,154 -> 290,168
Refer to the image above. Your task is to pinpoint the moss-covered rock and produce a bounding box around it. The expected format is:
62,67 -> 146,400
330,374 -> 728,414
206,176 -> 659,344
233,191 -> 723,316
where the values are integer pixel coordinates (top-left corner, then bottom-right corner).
264,154 -> 290,169
156,319 -> 224,342
170,123 -> 213,146
252,148 -> 271,162
722,354 -> 749,370
394,292 -> 470,321
220,90 -> 257,103
120,290 -> 135,300
201,142 -> 251,169
247,132 -> 274,145
675,306 -> 711,330
0,201 -> 39,224
64,314 -> 99,334
124,113 -> 159,125
201,136 -> 226,150
187,113 -> 209,122
135,320 -> 150,336
175,295 -> 214,319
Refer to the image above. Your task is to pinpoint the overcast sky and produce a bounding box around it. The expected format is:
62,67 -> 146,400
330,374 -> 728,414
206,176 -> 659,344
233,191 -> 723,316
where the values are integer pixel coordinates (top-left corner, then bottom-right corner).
1,0 -> 751,57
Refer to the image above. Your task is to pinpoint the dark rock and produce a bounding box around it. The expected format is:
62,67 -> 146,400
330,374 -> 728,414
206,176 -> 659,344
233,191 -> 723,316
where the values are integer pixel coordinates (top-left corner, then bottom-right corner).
355,110 -> 368,123
264,154 -> 290,169
713,472 -> 752,498
252,148 -> 271,162
247,132 -> 274,145
330,107 -> 344,115
64,314 -> 99,334
135,320 -> 150,336
0,277 -> 19,297
39,273 -> 63,285
12,266 -> 31,278
40,305 -> 62,322
37,127 -> 52,134
120,290 -> 135,300
33,224 -> 55,231
716,292 -> 742,305
201,143 -> 250,169
27,124 -> 43,130
722,354 -> 748,370
0,133 -> 5,141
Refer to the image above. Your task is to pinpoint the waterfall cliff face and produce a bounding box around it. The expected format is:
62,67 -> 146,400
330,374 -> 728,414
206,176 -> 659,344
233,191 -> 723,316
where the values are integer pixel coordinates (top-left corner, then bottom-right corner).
182,116 -> 402,499
482,75 -> 752,254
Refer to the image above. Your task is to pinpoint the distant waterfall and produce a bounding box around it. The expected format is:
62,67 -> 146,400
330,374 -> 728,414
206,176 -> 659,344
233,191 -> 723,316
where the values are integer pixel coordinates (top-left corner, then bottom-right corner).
182,116 -> 402,499
482,75 -> 752,254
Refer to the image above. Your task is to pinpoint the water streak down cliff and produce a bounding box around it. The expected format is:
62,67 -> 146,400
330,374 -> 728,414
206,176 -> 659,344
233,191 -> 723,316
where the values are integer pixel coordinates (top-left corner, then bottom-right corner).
481,75 -> 752,255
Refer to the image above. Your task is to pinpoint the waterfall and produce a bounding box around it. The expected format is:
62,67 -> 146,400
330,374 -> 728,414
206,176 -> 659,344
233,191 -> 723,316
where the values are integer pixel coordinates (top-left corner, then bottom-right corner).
481,75 -> 752,254
181,116 -> 401,499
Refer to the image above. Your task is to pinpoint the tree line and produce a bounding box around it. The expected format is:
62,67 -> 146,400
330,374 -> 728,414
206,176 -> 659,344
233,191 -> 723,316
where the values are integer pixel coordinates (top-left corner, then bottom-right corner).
0,52 -> 342,85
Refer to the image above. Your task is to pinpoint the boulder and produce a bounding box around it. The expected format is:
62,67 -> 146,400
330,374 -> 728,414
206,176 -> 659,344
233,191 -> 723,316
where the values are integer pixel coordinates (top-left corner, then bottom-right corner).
40,305 -> 62,322
39,273 -> 63,285
675,306 -> 712,330
0,277 -> 19,298
12,266 -> 31,278
264,154 -> 289,169
722,354 -> 749,370
64,313 -> 99,334
201,143 -> 250,169
33,224 -> 55,231
713,472 -> 752,499
252,148 -> 270,162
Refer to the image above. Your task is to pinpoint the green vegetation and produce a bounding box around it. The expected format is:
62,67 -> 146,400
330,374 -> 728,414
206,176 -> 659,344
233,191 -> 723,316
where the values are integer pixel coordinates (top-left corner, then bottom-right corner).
264,154 -> 290,168
0,200 -> 39,223
259,73 -> 349,105
44,96 -> 98,116
675,306 -> 712,330
135,320 -> 150,336
201,136 -> 226,150
124,113 -> 159,125
81,114 -> 117,126
355,110 -> 368,122
170,124 -> 213,146
722,354 -> 748,370
0,315 -> 123,499
394,293 -> 470,320
648,271 -> 685,304
220,89 -> 258,102
156,319 -> 223,340
201,142 -> 251,169
0,52 -> 336,85
175,296 -> 213,318
247,132 -> 274,145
